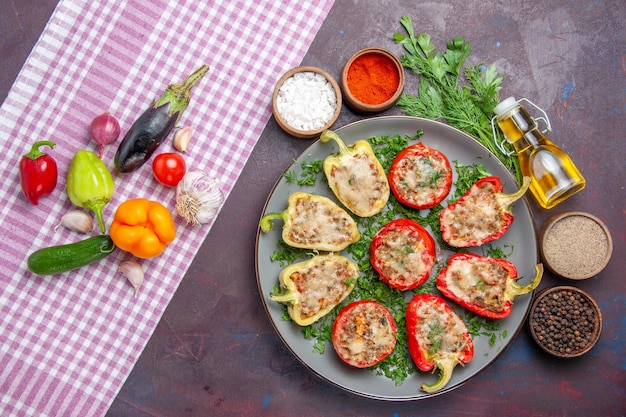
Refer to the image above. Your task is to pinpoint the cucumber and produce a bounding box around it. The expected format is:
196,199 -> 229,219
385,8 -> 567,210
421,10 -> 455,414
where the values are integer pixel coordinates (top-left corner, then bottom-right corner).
27,235 -> 116,275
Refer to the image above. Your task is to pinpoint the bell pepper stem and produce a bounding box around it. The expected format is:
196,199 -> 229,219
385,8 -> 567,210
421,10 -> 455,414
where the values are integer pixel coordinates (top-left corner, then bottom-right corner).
508,263 -> 544,298
86,202 -> 107,234
24,140 -> 56,159
421,357 -> 460,393
496,176 -> 531,209
259,210 -> 288,233
320,130 -> 350,155
269,289 -> 298,305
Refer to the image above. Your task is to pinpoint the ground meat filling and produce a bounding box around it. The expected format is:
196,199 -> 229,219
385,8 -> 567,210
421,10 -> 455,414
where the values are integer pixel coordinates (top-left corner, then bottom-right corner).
373,228 -> 433,288
291,258 -> 357,319
441,181 -> 506,245
330,152 -> 389,215
415,302 -> 470,356
394,154 -> 450,207
287,196 -> 356,248
446,258 -> 509,313
334,302 -> 396,366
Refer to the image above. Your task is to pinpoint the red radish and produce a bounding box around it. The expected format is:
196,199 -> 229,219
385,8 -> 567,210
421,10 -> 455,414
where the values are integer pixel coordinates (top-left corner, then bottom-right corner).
90,111 -> 121,158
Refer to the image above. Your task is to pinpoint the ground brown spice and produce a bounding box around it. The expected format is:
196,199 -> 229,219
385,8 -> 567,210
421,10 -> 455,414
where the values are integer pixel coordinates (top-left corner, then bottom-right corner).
542,214 -> 610,278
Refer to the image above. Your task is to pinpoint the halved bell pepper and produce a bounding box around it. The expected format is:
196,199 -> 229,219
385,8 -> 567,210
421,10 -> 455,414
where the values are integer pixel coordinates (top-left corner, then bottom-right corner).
259,192 -> 360,251
436,253 -> 543,319
109,198 -> 176,258
320,130 -> 389,217
331,300 -> 397,368
440,175 -> 530,247
370,218 -> 436,291
388,142 -> 453,209
406,293 -> 474,393
270,254 -> 359,326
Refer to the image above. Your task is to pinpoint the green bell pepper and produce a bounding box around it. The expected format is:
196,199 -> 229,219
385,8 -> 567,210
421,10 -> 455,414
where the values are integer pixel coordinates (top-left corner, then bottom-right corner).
67,150 -> 114,233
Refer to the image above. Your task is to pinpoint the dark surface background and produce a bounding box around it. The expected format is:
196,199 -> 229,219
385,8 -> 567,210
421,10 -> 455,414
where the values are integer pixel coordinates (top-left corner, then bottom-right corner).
2,1 -> 624,416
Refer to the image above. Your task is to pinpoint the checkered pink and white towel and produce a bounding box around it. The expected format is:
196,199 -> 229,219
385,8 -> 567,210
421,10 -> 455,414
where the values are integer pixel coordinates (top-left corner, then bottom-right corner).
0,1 -> 333,416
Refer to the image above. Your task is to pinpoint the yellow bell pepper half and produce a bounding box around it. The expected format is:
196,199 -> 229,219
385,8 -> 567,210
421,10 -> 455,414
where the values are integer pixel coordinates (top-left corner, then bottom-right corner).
110,198 -> 176,259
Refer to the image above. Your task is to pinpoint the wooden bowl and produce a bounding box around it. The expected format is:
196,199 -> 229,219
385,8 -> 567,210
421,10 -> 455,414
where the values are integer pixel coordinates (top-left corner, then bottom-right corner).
272,66 -> 342,139
540,211 -> 612,280
340,47 -> 404,113
528,286 -> 602,358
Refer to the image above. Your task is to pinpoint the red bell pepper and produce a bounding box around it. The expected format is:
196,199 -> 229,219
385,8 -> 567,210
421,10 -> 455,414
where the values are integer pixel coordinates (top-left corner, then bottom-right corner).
388,142 -> 453,209
436,253 -> 544,319
19,140 -> 58,205
331,300 -> 397,368
370,218 -> 436,291
406,293 -> 474,393
439,175 -> 530,247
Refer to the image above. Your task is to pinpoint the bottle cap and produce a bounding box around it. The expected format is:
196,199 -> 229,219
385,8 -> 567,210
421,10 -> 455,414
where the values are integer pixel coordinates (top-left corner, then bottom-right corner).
493,96 -> 518,116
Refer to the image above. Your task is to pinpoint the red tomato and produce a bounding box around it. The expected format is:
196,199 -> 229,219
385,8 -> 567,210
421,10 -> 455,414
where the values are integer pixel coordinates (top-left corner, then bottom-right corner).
370,218 -> 436,291
388,142 -> 452,209
332,300 -> 397,368
152,153 -> 186,186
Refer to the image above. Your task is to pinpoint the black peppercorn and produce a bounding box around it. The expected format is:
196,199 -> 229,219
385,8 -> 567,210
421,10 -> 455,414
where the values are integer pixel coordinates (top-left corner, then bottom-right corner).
529,287 -> 601,357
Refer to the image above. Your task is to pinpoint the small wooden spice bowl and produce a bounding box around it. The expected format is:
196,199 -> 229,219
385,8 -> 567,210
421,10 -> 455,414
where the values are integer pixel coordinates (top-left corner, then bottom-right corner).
340,47 -> 405,113
540,211 -> 613,280
528,286 -> 602,358
272,66 -> 342,139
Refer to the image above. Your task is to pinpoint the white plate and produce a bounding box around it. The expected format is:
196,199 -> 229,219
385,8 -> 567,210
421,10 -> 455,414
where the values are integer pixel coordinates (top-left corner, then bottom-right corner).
255,116 -> 538,400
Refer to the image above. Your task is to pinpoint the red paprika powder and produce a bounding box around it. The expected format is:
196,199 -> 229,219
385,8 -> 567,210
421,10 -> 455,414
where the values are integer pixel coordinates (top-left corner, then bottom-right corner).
346,52 -> 400,105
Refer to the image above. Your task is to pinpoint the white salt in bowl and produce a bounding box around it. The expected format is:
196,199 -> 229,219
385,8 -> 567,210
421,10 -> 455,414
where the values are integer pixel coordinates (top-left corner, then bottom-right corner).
272,66 -> 342,139
540,211 -> 613,280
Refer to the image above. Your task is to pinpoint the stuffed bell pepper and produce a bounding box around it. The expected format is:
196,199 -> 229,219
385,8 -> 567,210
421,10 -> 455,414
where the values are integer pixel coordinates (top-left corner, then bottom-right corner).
440,176 -> 530,247
320,130 -> 389,217
332,300 -> 397,368
259,192 -> 360,251
406,293 -> 474,393
270,254 -> 359,326
436,253 -> 544,319
370,218 -> 436,291
388,142 -> 453,209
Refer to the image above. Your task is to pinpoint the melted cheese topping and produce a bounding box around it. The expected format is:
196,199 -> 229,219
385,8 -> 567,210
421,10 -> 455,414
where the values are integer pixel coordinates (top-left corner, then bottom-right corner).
333,302 -> 396,367
441,181 -> 506,246
414,302 -> 470,356
291,257 -> 358,319
330,153 -> 389,217
393,154 -> 450,207
444,257 -> 509,312
373,228 -> 433,288
286,195 -> 357,250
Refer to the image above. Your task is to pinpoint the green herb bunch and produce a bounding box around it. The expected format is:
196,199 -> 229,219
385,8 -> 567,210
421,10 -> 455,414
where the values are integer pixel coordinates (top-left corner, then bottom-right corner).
393,16 -> 522,183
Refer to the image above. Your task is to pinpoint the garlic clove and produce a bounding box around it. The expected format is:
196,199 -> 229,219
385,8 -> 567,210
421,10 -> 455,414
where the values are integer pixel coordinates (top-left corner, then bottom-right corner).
173,126 -> 193,152
118,261 -> 144,297
55,209 -> 94,233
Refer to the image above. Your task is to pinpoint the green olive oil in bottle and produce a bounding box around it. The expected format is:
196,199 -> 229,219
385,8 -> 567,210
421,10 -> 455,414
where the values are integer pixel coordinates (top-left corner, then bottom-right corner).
493,97 -> 585,209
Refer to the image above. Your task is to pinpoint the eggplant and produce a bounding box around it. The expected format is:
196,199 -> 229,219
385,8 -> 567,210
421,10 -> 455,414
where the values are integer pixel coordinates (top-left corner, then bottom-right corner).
114,65 -> 209,173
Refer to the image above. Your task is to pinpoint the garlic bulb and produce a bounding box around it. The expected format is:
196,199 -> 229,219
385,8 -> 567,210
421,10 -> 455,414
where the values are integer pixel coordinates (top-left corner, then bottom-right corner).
175,171 -> 224,226
55,209 -> 94,233
118,261 -> 144,297
173,126 -> 193,152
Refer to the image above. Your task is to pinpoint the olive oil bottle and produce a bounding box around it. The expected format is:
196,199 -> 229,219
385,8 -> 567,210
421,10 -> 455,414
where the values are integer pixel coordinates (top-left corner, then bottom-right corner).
493,97 -> 585,209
